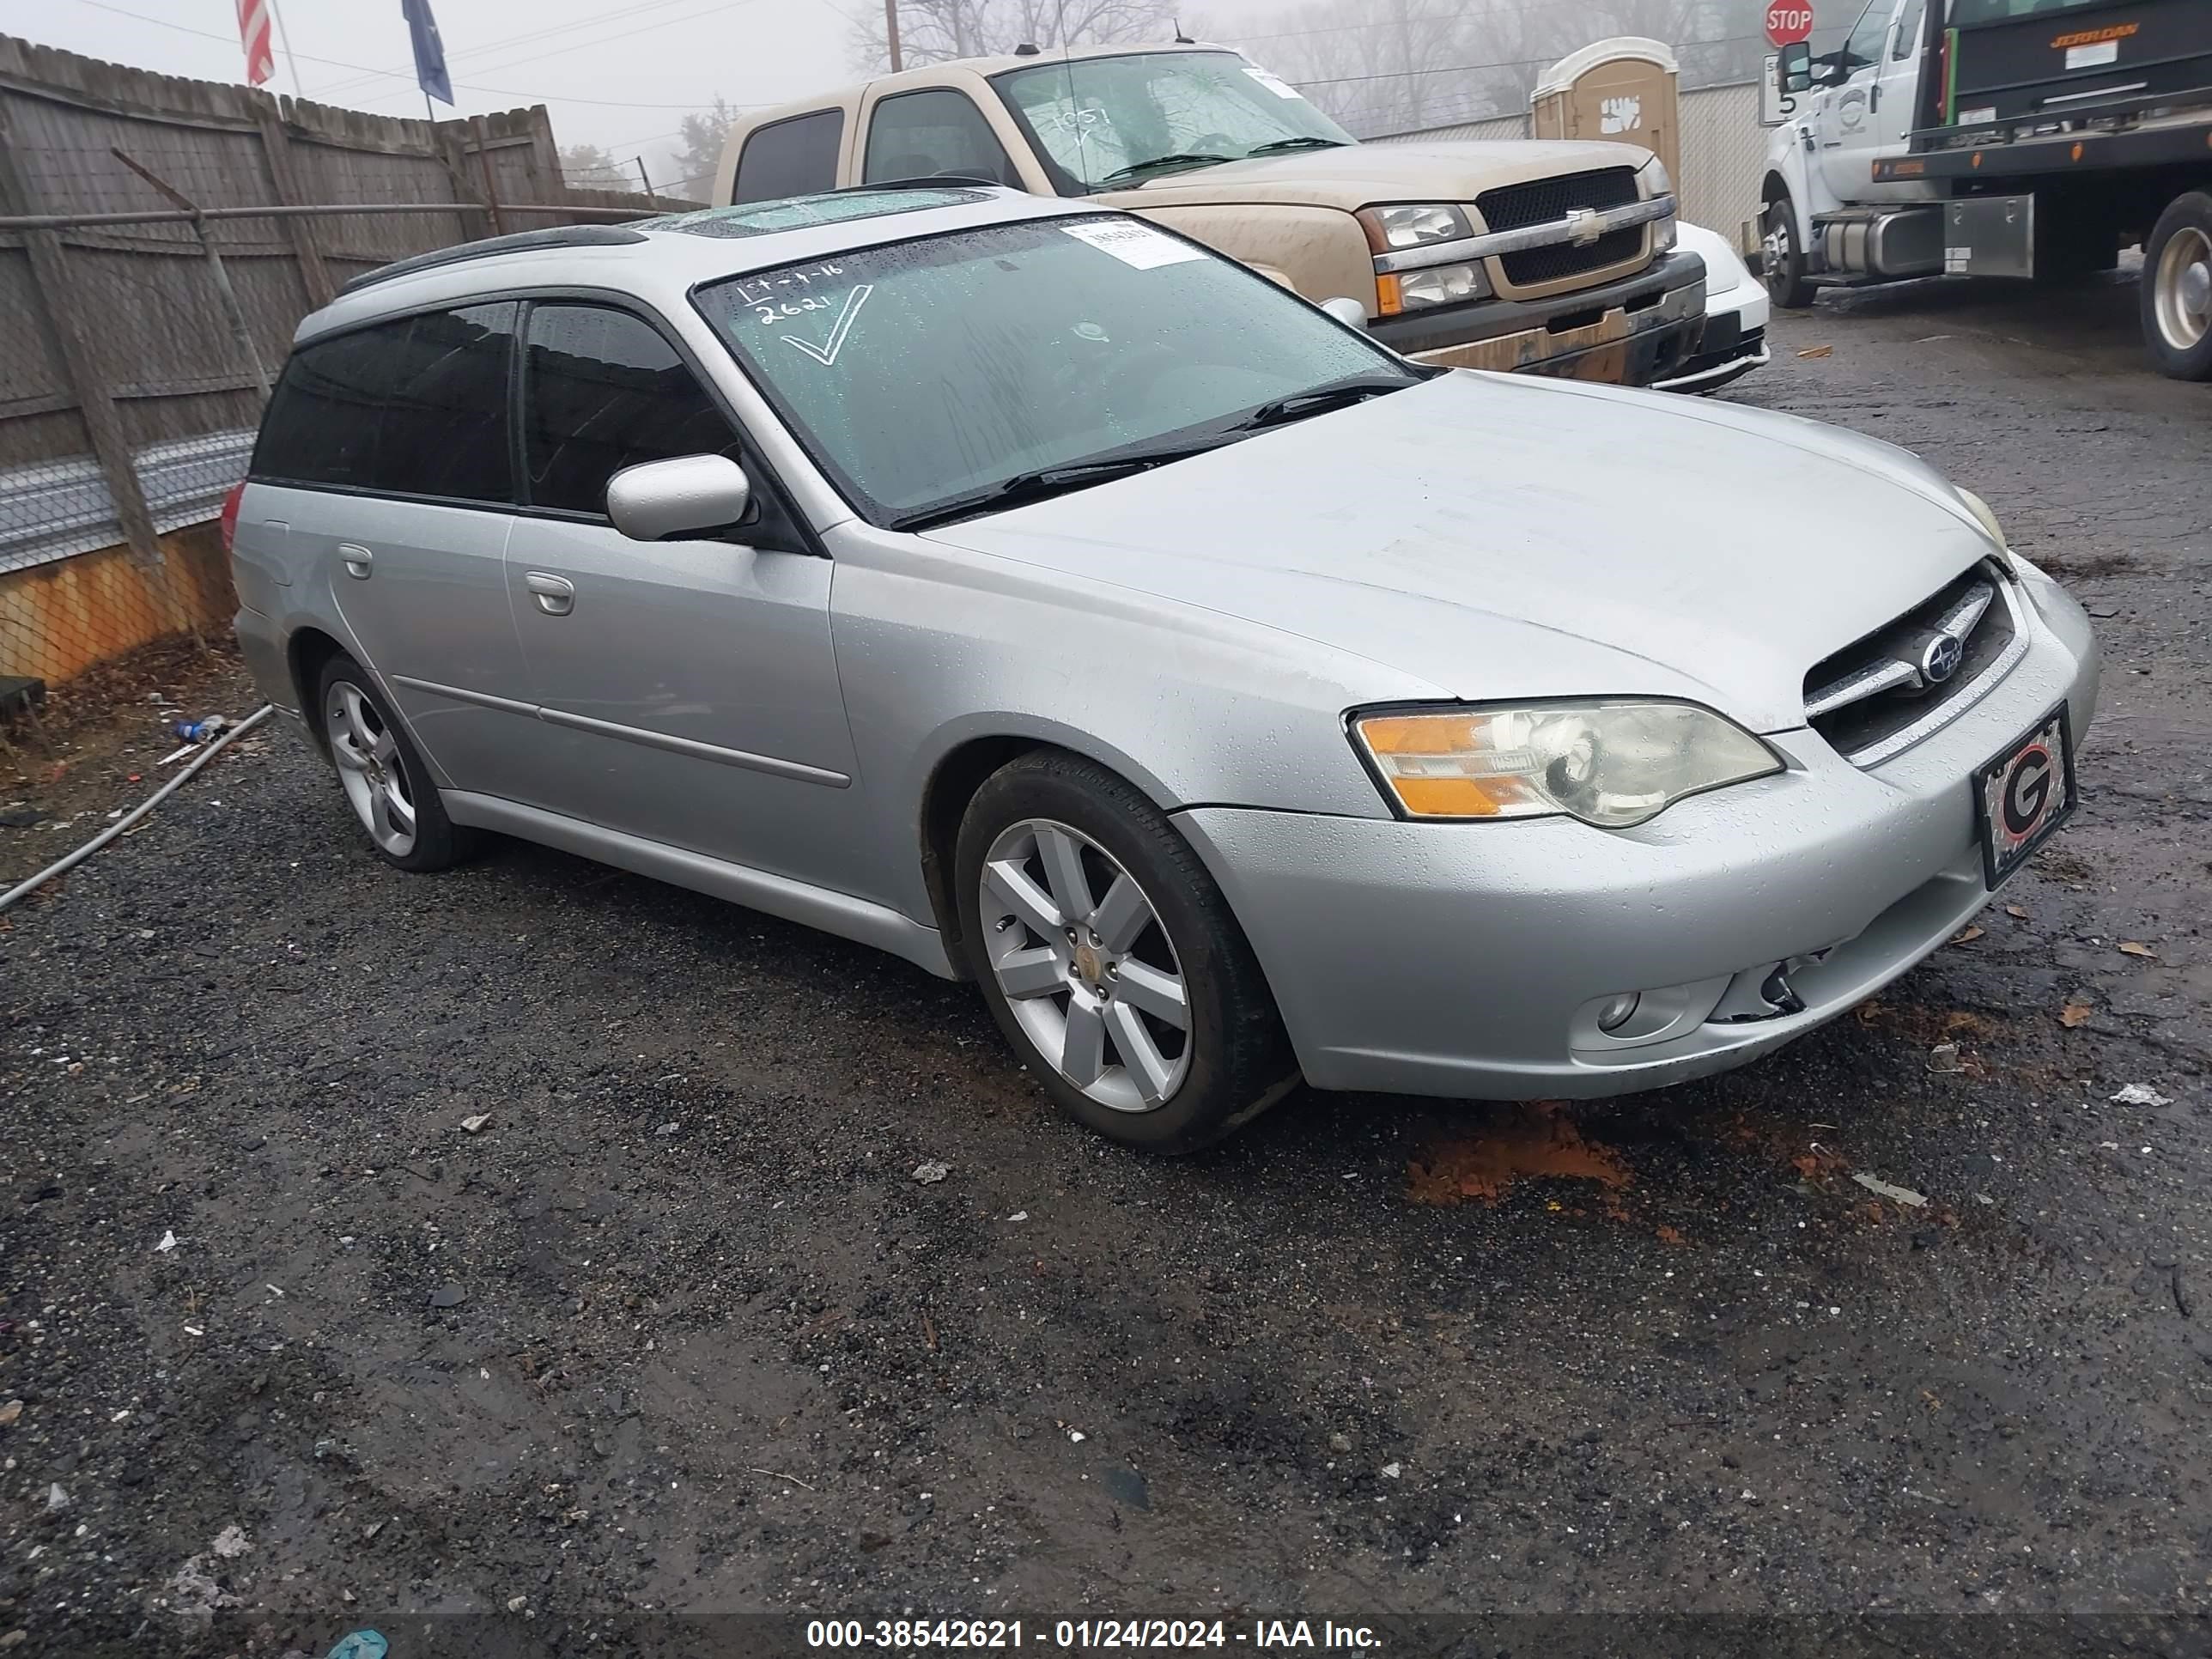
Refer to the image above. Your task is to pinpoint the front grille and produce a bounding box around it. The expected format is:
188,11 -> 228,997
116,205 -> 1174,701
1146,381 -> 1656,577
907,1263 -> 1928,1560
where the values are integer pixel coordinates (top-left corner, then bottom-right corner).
1476,167 -> 1644,287
1803,559 -> 2018,763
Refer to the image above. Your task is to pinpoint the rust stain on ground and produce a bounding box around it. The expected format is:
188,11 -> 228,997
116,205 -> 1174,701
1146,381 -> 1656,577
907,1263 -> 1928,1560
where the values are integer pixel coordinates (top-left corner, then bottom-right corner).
1407,1103 -> 1632,1207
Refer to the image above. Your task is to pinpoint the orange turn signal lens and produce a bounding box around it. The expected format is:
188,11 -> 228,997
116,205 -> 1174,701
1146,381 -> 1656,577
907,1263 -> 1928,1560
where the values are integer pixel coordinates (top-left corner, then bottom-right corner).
1375,273 -> 1402,316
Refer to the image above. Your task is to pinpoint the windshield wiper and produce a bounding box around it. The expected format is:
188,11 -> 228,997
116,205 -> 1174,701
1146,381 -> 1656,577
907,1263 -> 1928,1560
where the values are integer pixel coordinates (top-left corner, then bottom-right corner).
1243,137 -> 1348,156
1097,152 -> 1236,185
893,437 -> 1237,531
1232,376 -> 1414,432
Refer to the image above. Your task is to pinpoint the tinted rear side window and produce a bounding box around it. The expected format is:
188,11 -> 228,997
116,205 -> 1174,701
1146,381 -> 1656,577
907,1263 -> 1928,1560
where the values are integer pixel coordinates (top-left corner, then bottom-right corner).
253,302 -> 517,503
520,304 -> 741,515
732,110 -> 843,203
863,89 -> 1018,185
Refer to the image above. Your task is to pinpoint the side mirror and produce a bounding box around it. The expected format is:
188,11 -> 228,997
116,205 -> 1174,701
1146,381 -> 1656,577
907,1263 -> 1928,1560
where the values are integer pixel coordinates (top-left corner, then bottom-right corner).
606,454 -> 751,542
1778,41 -> 1813,94
1319,295 -> 1369,330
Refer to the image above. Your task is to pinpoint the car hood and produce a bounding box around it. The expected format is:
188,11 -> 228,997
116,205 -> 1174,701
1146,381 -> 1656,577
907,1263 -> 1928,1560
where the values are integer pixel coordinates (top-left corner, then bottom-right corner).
921,372 -> 2000,732
1095,138 -> 1649,216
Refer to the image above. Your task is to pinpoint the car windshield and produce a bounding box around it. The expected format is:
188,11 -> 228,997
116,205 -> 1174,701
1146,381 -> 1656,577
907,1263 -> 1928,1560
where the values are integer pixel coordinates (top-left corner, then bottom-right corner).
694,215 -> 1419,530
991,51 -> 1353,193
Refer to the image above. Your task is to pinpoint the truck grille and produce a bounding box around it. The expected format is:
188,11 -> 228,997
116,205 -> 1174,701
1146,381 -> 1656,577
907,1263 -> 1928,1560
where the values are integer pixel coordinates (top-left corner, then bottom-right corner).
1475,167 -> 1643,287
1802,560 -> 2021,764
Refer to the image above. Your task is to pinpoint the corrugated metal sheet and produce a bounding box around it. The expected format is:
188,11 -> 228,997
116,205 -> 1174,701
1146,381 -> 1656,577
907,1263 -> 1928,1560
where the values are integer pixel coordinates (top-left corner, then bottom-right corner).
0,430 -> 252,576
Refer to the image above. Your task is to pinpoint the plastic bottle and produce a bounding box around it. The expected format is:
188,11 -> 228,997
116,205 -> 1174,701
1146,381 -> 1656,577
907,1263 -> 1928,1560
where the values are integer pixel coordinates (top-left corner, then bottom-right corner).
173,716 -> 228,743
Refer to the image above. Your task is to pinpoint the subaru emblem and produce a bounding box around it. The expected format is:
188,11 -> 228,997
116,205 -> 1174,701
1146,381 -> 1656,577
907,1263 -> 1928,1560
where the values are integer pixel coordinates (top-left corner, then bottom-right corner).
1921,635 -> 1964,684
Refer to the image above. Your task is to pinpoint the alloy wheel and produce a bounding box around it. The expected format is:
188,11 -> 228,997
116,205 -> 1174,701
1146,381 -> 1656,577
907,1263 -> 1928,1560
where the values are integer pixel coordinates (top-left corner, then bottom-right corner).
977,818 -> 1191,1113
2154,225 -> 2212,353
325,679 -> 418,858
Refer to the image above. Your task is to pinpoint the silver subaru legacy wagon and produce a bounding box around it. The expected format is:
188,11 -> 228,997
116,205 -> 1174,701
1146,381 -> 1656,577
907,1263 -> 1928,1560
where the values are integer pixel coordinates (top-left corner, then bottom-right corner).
228,185 -> 2099,1152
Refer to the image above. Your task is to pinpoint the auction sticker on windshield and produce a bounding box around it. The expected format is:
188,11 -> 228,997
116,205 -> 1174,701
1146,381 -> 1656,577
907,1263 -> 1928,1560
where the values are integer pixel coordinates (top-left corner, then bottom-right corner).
1062,220 -> 1207,270
1974,705 -> 2075,887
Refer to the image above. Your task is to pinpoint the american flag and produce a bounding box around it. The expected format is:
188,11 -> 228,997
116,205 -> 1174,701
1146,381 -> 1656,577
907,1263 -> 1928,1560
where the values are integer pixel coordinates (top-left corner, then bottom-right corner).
236,0 -> 274,88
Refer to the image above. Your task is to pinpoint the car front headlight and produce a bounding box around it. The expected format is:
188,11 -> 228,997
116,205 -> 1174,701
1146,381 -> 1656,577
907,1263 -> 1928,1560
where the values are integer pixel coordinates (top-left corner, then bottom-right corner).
1358,203 -> 1472,251
1350,700 -> 1782,828
1954,487 -> 2008,549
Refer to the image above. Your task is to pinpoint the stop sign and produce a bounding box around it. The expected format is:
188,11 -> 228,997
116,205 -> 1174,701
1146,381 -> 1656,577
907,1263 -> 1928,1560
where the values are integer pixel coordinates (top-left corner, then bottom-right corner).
1765,0 -> 1814,46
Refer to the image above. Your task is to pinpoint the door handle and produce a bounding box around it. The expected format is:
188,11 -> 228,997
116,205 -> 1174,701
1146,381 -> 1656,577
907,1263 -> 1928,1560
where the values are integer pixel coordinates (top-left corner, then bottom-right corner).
524,571 -> 575,617
339,544 -> 373,580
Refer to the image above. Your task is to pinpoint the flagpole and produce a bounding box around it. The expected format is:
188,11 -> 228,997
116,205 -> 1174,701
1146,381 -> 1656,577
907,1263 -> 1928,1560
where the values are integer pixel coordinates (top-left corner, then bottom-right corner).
265,0 -> 307,103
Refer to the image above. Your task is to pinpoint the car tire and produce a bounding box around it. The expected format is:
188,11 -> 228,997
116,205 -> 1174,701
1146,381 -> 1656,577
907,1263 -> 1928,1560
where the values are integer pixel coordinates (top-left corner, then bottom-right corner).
954,750 -> 1297,1154
1763,192 -> 1816,311
314,653 -> 474,872
2142,191 -> 2212,381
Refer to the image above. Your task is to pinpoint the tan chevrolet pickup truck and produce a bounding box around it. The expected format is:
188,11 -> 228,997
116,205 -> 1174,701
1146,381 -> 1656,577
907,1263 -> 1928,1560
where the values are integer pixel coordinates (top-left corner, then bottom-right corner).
714,42 -> 1705,383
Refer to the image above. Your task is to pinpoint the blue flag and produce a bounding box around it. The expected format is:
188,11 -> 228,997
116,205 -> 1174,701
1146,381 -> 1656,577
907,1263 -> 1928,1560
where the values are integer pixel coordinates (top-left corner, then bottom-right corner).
402,0 -> 453,106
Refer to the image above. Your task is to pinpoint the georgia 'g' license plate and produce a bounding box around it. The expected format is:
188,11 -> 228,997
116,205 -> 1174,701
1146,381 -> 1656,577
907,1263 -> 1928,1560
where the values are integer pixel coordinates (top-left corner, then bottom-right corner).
1974,704 -> 2075,888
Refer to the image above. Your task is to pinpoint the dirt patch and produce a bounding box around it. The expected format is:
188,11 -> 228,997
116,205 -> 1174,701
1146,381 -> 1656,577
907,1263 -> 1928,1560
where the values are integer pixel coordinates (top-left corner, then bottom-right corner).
0,637 -> 256,887
2026,550 -> 2139,582
1407,1102 -> 1632,1208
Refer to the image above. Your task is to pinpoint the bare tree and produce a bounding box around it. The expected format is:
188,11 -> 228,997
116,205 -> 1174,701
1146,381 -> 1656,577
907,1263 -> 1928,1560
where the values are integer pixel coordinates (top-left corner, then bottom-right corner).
672,97 -> 741,198
850,0 -> 1179,73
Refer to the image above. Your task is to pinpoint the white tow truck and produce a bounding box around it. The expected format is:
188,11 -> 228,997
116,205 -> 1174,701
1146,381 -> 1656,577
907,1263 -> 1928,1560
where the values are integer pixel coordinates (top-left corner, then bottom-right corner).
1759,0 -> 2212,379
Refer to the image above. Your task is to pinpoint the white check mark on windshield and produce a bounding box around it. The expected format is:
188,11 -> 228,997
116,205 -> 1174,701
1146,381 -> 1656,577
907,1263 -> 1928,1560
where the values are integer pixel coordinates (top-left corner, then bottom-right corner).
780,283 -> 874,366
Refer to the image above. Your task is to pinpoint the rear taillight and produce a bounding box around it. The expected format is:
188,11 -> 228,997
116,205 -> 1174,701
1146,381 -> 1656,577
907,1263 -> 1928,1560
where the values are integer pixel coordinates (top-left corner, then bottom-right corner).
219,481 -> 245,555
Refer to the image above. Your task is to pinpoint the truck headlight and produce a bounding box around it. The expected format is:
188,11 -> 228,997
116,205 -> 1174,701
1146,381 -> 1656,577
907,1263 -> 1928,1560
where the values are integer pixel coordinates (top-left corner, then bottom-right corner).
1394,261 -> 1491,308
1358,203 -> 1472,250
1350,700 -> 1783,828
1637,155 -> 1672,198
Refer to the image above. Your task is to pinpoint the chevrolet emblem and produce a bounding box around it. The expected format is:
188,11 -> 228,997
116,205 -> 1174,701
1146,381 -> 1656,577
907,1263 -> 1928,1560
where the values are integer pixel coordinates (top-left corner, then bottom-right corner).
1565,207 -> 1603,246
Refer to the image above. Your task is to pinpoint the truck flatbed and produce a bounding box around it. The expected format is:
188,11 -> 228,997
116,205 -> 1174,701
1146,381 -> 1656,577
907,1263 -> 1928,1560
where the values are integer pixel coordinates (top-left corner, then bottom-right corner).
1874,106 -> 2212,183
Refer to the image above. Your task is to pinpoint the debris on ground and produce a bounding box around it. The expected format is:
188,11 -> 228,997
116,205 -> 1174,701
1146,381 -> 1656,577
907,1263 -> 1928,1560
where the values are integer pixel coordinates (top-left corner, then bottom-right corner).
46,1483 -> 68,1511
1382,1462 -> 1403,1479
2118,941 -> 2157,958
912,1161 -> 951,1185
1949,925 -> 1984,945
459,1113 -> 490,1133
1797,344 -> 1834,358
2060,1000 -> 2095,1027
0,1400 -> 20,1425
325,1627 -> 389,1659
1927,1043 -> 1964,1073
1407,1103 -> 1630,1208
155,1230 -> 177,1253
2110,1084 -> 2172,1107
210,1524 -> 251,1559
428,1282 -> 467,1310
1852,1172 -> 1929,1208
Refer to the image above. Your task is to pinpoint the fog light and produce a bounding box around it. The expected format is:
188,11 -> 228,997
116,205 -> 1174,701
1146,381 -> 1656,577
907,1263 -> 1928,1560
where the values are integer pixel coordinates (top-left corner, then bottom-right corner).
1595,992 -> 1641,1033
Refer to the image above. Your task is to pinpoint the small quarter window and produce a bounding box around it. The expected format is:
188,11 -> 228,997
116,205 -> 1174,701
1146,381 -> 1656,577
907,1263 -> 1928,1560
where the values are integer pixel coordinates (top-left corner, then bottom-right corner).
732,109 -> 844,203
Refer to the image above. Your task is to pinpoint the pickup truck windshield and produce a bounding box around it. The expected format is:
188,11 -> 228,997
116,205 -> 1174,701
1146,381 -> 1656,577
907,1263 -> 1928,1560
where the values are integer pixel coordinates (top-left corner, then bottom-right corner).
991,51 -> 1353,193
694,215 -> 1416,529
1949,0 -> 2113,25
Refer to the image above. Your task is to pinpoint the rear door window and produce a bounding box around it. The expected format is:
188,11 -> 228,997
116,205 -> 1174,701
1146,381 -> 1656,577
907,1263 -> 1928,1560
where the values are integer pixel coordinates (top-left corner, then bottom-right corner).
252,302 -> 517,504
520,303 -> 743,516
862,89 -> 1018,186
732,110 -> 844,203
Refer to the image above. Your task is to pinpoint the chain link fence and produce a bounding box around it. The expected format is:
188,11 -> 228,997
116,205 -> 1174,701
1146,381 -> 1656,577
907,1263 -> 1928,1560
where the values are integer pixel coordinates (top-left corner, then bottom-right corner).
0,31 -> 685,720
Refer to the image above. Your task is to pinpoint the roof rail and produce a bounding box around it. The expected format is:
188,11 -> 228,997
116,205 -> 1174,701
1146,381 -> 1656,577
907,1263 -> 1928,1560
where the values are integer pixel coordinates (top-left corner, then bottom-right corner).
337,223 -> 651,298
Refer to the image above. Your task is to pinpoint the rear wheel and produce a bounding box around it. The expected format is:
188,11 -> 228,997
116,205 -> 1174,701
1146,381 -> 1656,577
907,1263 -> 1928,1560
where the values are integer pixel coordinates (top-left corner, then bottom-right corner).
2142,191 -> 2212,380
955,752 -> 1296,1153
1762,192 -> 1815,311
316,653 -> 474,872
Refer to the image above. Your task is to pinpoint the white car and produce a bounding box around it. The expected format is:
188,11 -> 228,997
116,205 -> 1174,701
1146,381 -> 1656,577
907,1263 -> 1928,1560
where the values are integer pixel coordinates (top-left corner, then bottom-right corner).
1657,222 -> 1771,393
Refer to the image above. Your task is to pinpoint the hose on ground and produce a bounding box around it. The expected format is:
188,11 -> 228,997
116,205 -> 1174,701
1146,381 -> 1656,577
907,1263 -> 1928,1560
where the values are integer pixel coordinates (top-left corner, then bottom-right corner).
0,703 -> 276,914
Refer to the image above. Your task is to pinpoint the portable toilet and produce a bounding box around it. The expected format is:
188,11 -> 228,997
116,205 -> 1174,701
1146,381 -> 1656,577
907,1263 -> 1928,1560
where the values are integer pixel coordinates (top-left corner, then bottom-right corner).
1530,37 -> 1680,184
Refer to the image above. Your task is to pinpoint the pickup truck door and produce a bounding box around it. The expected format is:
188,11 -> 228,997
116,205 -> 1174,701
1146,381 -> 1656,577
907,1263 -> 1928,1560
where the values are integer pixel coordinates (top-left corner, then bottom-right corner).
1816,0 -> 1924,204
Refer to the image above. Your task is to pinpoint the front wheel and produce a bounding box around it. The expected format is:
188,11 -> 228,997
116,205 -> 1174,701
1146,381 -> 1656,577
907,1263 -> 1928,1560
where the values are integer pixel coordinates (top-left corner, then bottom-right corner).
954,751 -> 1296,1153
1762,193 -> 1816,311
2142,191 -> 2212,381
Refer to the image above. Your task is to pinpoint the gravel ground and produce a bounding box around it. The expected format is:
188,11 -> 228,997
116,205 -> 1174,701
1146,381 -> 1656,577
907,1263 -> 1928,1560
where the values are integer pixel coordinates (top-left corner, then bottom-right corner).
2,270 -> 2208,1656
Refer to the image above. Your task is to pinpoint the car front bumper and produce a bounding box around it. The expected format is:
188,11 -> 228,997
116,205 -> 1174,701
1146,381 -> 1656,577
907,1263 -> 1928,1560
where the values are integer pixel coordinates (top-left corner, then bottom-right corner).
1372,248 -> 1707,386
1174,568 -> 2100,1100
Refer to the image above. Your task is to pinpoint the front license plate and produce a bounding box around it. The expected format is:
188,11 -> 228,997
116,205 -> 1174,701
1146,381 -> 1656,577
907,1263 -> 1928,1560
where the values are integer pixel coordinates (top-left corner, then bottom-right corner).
1974,704 -> 2075,888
